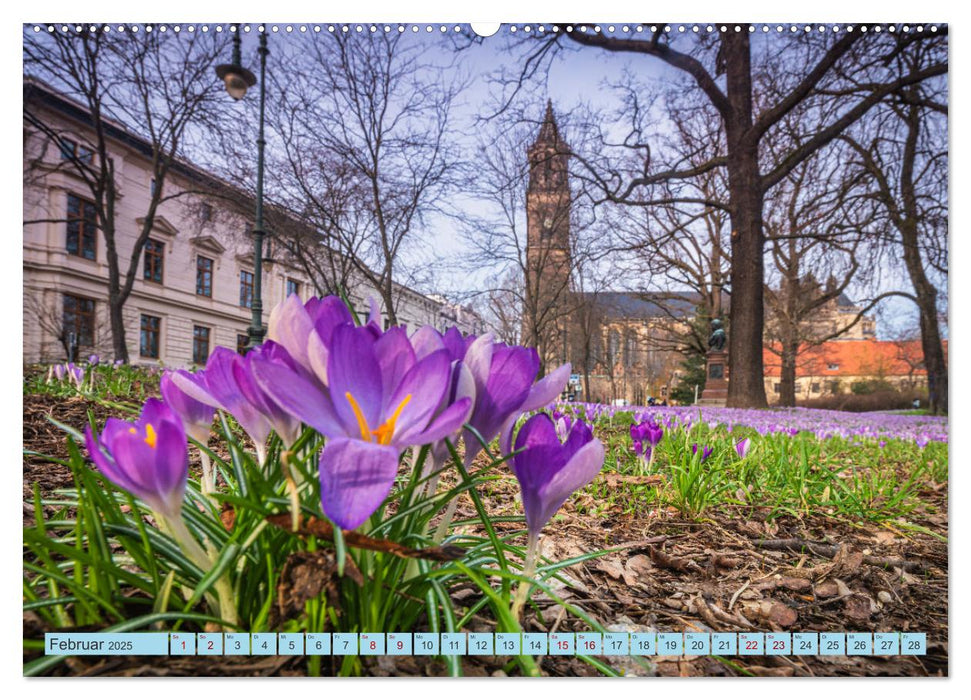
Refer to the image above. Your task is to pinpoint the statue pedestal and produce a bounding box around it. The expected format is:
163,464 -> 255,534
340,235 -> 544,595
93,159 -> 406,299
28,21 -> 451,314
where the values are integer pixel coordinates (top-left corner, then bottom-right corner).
699,350 -> 728,406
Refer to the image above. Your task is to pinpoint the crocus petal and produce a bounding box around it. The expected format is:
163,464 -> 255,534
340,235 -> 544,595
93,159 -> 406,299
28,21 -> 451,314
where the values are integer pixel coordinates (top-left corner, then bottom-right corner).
441,327 -> 467,361
520,363 -> 571,413
267,294 -> 315,373
463,334 -> 494,392
161,370 -> 215,445
312,297 -> 355,343
410,325 -> 445,360
534,439 -> 605,531
387,349 -> 450,441
375,326 -> 416,404
367,297 -> 382,327
327,324 -> 384,433
307,331 -> 330,386
318,438 -> 399,530
466,345 -> 537,463
400,396 -> 472,446
250,356 -> 343,437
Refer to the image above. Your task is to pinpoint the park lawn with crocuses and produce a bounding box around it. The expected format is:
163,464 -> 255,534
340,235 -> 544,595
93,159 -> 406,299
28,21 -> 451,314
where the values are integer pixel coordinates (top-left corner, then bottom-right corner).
22,298 -> 948,677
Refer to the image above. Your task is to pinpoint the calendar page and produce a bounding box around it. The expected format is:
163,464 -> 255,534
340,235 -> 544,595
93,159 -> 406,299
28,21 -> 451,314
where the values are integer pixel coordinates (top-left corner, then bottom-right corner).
20,0 -> 949,684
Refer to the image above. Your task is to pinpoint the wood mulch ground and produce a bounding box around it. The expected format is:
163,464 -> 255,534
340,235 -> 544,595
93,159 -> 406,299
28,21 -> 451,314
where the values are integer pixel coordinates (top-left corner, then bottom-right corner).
23,393 -> 948,677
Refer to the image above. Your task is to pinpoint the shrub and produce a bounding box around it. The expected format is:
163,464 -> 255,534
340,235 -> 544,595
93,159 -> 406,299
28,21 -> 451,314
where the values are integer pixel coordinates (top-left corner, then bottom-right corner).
850,378 -> 896,395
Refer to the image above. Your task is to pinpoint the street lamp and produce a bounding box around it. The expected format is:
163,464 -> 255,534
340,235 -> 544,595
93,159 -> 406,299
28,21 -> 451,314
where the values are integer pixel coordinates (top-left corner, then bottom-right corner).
216,25 -> 268,350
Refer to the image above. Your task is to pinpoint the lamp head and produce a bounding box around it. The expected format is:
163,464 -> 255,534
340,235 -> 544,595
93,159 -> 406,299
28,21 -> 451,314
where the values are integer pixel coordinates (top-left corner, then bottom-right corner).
215,64 -> 257,100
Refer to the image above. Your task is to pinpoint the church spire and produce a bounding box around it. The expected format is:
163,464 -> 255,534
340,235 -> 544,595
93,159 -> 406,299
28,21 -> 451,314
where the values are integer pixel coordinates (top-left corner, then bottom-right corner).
535,99 -> 562,147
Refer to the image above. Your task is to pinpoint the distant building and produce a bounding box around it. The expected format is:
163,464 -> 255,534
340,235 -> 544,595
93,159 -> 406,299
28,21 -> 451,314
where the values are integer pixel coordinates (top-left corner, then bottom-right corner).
22,79 -> 482,367
762,339 -> 943,400
521,102 -> 692,404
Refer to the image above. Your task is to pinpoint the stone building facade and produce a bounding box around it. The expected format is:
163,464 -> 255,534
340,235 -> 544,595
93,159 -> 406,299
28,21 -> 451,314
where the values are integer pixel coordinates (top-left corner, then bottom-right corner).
23,80 -> 482,368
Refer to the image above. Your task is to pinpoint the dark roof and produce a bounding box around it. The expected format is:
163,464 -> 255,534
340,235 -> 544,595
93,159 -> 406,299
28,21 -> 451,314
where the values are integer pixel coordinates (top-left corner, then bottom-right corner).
836,292 -> 856,308
578,291 -> 714,320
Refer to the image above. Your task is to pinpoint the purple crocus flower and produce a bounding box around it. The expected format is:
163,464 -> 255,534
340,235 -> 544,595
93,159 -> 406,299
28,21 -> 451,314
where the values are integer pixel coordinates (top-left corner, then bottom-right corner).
735,437 -> 751,459
510,413 -> 605,539
53,364 -> 66,381
630,419 -> 663,463
84,398 -> 188,517
691,443 -> 713,463
171,347 -> 273,463
466,336 -> 571,466
409,324 -> 477,474
87,354 -> 100,366
161,370 -> 216,446
252,322 -> 472,529
234,341 -> 303,448
68,363 -> 85,389
267,293 -> 354,385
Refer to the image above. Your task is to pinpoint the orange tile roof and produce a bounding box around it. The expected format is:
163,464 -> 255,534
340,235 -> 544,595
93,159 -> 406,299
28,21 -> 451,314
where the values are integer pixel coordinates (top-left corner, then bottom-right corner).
762,339 -> 946,378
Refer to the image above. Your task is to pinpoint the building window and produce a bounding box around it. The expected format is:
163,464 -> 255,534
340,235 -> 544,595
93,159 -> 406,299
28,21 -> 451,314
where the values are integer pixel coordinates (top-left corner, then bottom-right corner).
196,256 -> 213,297
192,325 -> 211,365
773,383 -> 781,393
59,138 -> 93,164
66,193 -> 97,260
62,294 -> 95,348
150,178 -> 157,197
286,278 -> 300,298
201,203 -> 213,222
239,270 -> 254,308
811,382 -> 821,393
143,238 -> 164,283
237,333 -> 249,355
59,138 -> 77,160
827,363 -> 840,371
140,314 -> 160,359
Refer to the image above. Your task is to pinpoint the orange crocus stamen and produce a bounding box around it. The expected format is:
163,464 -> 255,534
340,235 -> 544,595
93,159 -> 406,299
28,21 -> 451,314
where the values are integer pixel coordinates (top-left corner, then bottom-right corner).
345,392 -> 372,442
144,424 -> 157,449
372,395 -> 412,446
344,392 -> 413,446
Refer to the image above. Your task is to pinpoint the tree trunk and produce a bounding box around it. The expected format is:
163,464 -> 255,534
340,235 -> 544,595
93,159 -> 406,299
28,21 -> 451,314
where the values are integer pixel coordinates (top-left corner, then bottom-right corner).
778,338 -> 798,407
898,104 -> 947,415
900,220 -> 947,414
722,32 -> 769,409
108,290 -> 129,363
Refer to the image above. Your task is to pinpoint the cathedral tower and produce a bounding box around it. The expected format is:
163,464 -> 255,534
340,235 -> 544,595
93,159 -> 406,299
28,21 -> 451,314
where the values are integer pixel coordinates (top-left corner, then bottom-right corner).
524,100 -> 573,373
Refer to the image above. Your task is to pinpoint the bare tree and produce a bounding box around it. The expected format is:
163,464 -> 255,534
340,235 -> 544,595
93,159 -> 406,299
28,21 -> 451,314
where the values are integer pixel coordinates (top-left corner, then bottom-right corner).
268,31 -> 464,323
23,26 -> 228,361
841,50 -> 947,413
500,25 -> 947,407
760,134 -> 889,406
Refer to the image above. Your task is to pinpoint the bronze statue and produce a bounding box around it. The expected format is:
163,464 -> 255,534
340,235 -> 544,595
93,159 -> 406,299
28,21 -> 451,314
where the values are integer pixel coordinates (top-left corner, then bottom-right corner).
708,319 -> 726,352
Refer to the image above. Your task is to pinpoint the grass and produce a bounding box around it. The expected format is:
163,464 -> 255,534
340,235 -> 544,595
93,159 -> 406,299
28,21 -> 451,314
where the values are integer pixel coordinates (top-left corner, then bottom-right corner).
571,409 -> 947,525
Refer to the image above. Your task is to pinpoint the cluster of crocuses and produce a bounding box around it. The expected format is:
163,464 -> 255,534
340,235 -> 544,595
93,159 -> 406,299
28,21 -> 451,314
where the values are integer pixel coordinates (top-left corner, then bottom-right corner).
554,401 -> 947,448
630,419 -> 664,468
84,294 -> 606,620
47,362 -> 86,390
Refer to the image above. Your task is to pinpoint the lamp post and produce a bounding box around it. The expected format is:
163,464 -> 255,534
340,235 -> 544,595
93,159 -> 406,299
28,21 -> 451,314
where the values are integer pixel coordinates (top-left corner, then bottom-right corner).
216,25 -> 268,350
